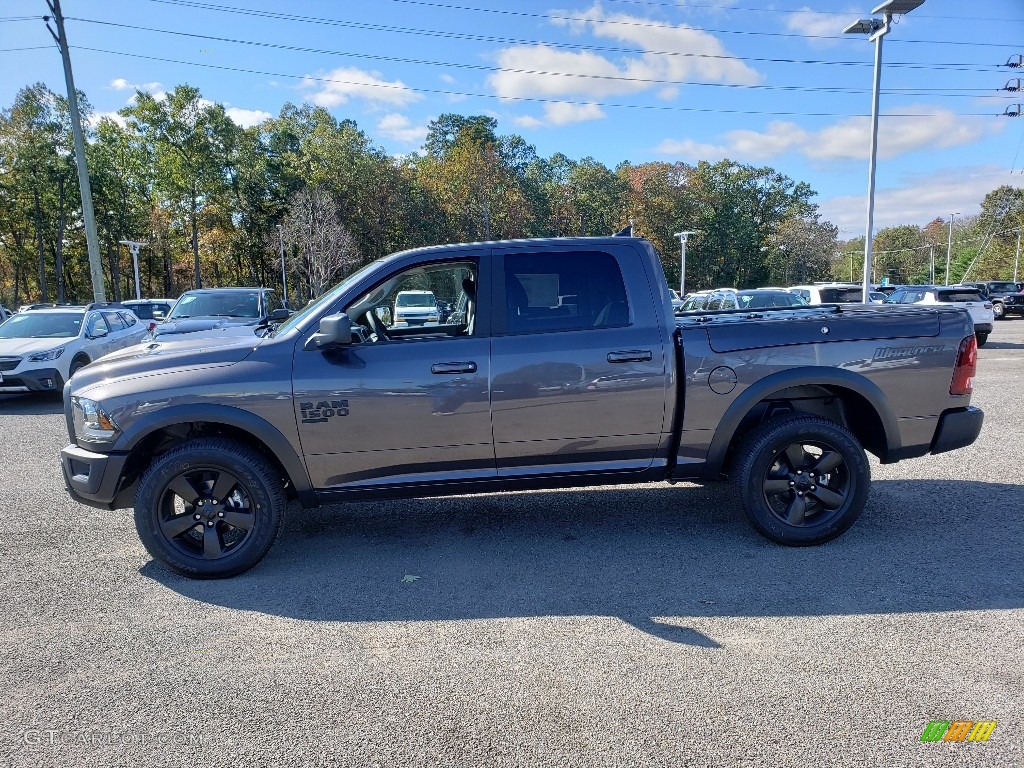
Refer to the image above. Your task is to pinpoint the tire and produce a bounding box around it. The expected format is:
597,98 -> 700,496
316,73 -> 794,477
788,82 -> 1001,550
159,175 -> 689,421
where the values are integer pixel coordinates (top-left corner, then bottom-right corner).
731,415 -> 870,546
134,438 -> 286,578
993,302 -> 1005,320
69,355 -> 89,377
976,332 -> 989,348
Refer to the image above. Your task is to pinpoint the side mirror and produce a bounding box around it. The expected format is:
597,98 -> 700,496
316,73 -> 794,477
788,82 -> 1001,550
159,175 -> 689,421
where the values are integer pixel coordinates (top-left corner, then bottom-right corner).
152,311 -> 165,321
269,308 -> 290,322
304,313 -> 353,351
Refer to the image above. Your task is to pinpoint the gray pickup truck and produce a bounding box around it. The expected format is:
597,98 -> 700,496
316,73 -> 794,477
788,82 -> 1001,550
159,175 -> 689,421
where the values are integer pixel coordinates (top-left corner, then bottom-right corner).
60,236 -> 984,578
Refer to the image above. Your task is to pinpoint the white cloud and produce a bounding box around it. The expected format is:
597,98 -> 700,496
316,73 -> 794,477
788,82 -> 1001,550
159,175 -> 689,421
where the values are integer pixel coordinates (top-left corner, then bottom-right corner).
513,114 -> 545,129
653,137 -> 728,158
87,111 -> 127,129
784,9 -> 847,44
109,78 -> 162,92
376,113 -> 428,144
300,67 -> 421,108
655,109 -> 993,163
488,4 -> 761,116
808,109 -> 987,161
440,74 -> 455,84
225,107 -> 272,128
818,165 -> 1024,232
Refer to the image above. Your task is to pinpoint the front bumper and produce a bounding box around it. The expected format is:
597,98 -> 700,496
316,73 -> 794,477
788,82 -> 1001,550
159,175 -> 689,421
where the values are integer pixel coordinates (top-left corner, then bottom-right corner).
930,406 -> 984,455
60,443 -> 132,510
0,366 -> 63,393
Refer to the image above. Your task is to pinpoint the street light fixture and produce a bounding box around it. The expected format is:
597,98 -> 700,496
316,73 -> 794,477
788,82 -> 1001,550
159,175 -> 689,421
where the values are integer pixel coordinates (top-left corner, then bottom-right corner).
674,231 -> 697,297
844,0 -> 925,303
118,240 -> 147,300
944,212 -> 959,285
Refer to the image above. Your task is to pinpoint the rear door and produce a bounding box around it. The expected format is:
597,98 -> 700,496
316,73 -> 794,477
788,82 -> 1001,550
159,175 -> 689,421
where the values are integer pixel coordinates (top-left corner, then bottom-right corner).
489,242 -> 670,478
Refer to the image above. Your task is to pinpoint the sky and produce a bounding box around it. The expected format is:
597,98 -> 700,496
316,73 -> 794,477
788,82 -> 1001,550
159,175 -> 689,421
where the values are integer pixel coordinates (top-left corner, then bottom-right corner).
1,0 -> 1022,241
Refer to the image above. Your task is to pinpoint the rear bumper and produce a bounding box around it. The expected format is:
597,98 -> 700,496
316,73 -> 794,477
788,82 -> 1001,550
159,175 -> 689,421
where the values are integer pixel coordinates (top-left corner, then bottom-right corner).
973,323 -> 993,333
930,406 -> 984,455
60,443 -> 131,509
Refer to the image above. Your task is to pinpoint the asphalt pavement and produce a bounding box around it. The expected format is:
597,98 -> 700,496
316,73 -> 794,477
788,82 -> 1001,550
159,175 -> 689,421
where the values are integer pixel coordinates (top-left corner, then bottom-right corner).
0,320 -> 1021,767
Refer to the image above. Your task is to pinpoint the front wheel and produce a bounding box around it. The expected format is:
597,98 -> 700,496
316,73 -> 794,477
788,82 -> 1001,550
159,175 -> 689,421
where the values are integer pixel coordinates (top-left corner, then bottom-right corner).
993,302 -> 1005,320
731,415 -> 870,546
134,438 -> 286,578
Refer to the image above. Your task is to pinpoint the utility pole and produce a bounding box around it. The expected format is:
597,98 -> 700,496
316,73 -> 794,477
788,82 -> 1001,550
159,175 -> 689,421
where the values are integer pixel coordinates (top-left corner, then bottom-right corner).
945,212 -> 959,286
45,0 -> 105,303
276,225 -> 289,308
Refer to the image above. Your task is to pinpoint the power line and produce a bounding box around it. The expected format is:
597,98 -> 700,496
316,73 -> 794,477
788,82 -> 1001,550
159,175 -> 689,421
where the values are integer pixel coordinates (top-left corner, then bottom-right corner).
64,17 -> 1009,96
599,0 -> 1021,22
71,44 -> 1002,119
146,0 -> 1017,54
380,0 -> 1022,48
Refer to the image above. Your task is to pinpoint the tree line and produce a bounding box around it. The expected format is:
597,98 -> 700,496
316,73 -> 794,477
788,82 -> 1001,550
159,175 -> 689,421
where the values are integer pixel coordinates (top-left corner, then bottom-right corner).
1,81 -> 1021,307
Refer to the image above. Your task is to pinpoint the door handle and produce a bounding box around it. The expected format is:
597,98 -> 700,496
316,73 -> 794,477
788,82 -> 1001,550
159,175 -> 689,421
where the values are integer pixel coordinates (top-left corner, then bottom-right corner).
431,361 -> 477,374
607,350 -> 652,363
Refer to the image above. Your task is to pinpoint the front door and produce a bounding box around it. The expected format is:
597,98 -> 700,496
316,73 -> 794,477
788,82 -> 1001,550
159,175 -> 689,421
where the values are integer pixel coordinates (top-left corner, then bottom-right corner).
294,256 -> 495,490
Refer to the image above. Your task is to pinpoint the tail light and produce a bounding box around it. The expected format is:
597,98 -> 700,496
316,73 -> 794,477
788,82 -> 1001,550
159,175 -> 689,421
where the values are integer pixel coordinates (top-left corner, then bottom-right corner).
950,335 -> 977,395
984,302 -> 992,309
148,322 -> 157,332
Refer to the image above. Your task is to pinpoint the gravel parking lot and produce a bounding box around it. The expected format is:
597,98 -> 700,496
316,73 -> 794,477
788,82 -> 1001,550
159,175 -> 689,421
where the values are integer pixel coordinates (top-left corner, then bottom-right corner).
0,321 -> 1021,768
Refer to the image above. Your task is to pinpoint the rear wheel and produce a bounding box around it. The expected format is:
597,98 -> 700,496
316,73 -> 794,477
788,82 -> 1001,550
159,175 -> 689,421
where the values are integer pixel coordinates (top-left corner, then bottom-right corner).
731,415 -> 870,546
976,332 -> 989,347
134,438 -> 286,578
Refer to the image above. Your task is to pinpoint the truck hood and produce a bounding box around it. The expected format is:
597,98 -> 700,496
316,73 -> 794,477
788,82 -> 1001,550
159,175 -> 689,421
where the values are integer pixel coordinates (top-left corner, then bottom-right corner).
72,331 -> 265,392
0,337 -> 70,357
153,316 -> 260,337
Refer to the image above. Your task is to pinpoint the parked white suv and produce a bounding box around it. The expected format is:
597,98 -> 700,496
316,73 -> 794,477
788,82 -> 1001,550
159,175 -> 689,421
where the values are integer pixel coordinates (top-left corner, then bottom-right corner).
789,283 -> 867,305
883,285 -> 994,347
0,304 -> 148,393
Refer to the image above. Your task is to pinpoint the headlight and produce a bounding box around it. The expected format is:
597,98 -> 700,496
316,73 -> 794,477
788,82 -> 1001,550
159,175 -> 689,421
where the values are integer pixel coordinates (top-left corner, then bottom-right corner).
28,346 -> 66,362
71,396 -> 120,442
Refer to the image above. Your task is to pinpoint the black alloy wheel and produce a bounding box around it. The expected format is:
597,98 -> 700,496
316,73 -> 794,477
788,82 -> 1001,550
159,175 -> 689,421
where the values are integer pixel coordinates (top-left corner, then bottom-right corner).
134,438 -> 285,578
732,415 -> 870,545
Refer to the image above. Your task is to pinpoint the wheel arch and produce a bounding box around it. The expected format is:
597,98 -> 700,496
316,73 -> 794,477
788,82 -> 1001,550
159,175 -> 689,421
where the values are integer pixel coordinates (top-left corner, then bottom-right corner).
115,404 -> 315,508
702,367 -> 900,479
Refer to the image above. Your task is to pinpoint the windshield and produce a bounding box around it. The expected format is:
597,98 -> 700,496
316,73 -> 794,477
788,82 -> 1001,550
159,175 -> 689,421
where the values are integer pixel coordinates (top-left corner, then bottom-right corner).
271,258 -> 384,336
0,312 -> 82,339
938,290 -> 984,302
736,291 -> 807,309
396,293 -> 436,307
819,288 -> 865,303
987,282 -> 1016,292
169,291 -> 260,320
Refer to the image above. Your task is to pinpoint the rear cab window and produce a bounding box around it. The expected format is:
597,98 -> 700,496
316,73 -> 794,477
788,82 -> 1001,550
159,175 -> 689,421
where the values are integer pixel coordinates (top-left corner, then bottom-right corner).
504,250 -> 629,334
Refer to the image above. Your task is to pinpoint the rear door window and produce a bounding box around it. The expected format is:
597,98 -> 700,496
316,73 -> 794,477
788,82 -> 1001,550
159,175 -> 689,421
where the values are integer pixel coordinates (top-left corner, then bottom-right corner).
504,250 -> 628,333
938,290 -> 984,302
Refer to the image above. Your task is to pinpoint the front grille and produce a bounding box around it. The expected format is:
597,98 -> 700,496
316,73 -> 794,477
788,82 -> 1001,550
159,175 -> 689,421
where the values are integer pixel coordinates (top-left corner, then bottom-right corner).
0,357 -> 21,372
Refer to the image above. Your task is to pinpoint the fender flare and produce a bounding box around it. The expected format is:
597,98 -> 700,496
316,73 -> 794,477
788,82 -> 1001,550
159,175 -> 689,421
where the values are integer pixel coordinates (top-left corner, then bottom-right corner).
117,403 -> 315,505
701,367 -> 901,478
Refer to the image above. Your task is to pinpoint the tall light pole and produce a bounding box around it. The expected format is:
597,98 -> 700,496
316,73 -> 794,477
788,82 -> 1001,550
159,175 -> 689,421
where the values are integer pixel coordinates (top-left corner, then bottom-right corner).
1013,228 -> 1021,282
118,240 -> 147,300
944,212 -> 959,285
276,225 -> 289,308
674,231 -> 696,297
844,0 -> 925,304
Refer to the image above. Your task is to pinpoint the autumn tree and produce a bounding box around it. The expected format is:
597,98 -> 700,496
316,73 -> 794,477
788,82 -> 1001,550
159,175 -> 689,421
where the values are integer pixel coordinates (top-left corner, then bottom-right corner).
281,186 -> 360,299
